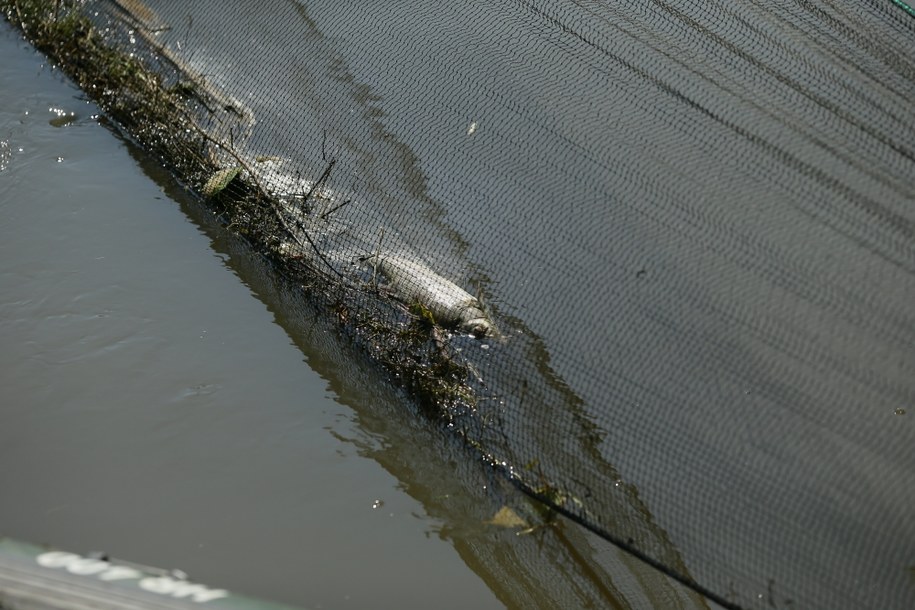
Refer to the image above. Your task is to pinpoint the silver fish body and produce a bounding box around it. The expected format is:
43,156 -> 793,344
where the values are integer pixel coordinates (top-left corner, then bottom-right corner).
376,255 -> 493,338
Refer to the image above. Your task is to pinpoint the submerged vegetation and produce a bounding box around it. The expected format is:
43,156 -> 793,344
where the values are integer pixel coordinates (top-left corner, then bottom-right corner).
2,0 -> 480,422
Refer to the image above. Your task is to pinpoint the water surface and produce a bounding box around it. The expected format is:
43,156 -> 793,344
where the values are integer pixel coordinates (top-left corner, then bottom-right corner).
0,23 -> 502,609
0,19 -> 713,610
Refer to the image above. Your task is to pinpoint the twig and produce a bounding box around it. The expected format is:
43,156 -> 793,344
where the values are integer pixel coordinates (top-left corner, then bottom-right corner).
320,197 -> 351,220
371,227 -> 385,290
304,158 -> 336,205
13,0 -> 24,27
273,213 -> 344,281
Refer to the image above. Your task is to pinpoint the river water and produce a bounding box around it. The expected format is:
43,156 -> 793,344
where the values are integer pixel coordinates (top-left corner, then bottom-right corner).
6,1 -> 915,608
0,22 -> 505,609
0,18 -> 718,610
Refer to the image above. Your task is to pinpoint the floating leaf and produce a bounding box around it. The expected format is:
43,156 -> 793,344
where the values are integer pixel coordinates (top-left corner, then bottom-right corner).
485,506 -> 528,529
202,166 -> 241,197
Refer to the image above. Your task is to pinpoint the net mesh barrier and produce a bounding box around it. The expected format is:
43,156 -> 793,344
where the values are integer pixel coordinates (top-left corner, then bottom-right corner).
5,1 -> 915,608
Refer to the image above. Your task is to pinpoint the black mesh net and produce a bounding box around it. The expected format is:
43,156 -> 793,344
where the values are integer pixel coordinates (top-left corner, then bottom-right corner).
6,1 -> 915,608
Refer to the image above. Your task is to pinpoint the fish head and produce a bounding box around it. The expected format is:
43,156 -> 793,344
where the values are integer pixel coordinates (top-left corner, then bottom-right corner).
462,317 -> 493,339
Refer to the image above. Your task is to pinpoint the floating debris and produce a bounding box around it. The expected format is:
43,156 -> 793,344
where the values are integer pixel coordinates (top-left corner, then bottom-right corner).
202,166 -> 241,197
485,506 -> 528,529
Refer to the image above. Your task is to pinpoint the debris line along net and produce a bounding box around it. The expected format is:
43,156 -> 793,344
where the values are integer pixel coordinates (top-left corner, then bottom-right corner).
5,1 -> 915,609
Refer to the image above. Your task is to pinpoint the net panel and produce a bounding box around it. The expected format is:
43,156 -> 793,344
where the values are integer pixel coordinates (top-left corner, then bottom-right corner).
7,1 -> 915,608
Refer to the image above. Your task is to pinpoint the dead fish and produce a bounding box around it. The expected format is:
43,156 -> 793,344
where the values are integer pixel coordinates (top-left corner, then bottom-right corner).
375,255 -> 493,338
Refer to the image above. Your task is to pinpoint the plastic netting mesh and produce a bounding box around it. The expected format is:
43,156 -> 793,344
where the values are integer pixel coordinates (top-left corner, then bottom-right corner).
8,0 -> 915,608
